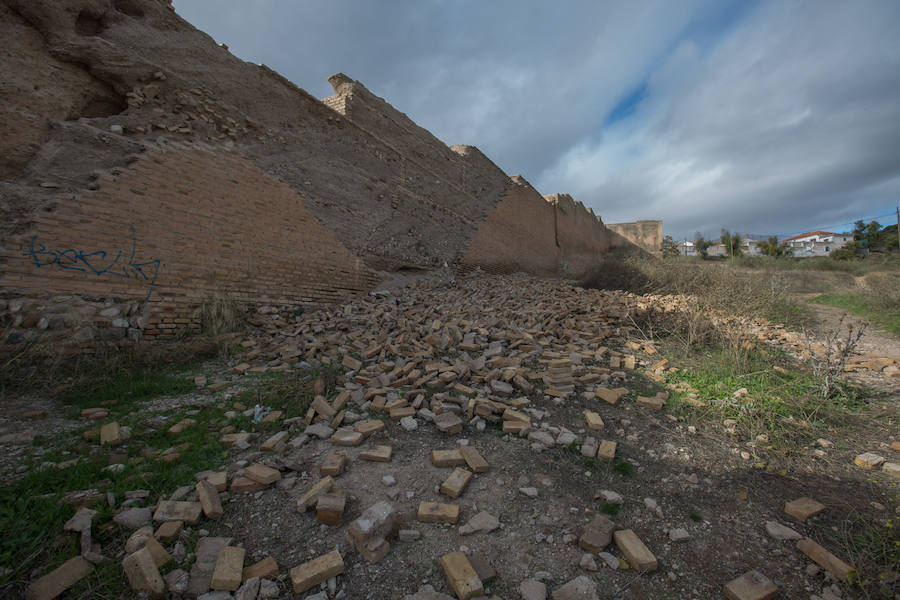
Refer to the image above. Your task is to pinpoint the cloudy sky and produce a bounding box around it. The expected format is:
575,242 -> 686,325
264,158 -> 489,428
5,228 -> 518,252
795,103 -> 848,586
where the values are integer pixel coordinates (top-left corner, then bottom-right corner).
174,0 -> 900,241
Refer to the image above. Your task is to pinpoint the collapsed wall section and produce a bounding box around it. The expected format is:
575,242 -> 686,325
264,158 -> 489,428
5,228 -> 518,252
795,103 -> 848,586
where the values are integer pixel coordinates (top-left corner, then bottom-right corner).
1,146 -> 378,346
0,0 -> 649,350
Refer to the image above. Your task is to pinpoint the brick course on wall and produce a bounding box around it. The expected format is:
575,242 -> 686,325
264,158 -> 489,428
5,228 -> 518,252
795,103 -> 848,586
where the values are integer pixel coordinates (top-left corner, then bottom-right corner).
1,145 -> 379,344
459,181 -> 560,276
459,181 -> 615,277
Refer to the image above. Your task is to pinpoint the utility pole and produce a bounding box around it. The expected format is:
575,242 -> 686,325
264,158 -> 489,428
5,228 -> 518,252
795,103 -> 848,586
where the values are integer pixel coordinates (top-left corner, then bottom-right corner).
896,206 -> 899,250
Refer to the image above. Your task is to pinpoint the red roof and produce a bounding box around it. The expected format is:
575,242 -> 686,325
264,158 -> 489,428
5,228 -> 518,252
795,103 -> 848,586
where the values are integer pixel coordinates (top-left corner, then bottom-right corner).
781,231 -> 843,243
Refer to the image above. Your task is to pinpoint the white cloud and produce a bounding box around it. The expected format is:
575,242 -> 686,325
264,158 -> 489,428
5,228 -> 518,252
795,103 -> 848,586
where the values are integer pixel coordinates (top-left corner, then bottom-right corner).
539,0 -> 900,238
174,0 -> 900,239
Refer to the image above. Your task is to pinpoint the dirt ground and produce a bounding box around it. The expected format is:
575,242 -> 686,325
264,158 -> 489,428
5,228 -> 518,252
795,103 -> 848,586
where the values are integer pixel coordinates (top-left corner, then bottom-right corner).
0,274 -> 898,600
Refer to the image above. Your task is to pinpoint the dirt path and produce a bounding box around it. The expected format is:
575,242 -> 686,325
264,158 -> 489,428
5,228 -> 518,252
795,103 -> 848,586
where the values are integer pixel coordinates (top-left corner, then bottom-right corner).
804,301 -> 900,395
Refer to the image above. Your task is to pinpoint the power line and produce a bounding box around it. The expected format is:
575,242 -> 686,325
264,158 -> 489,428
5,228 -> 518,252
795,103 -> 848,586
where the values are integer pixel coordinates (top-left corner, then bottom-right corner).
748,211 -> 897,240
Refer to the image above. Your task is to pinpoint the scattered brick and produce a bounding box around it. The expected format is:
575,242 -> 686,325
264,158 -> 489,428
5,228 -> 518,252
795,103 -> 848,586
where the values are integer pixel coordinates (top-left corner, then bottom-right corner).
342,355 -> 363,371
155,520 -> 182,542
440,551 -> 484,600
211,546 -> 245,591
613,529 -> 658,572
122,547 -> 165,596
596,440 -> 617,462
25,556 -> 93,600
784,497 -> 826,522
459,445 -> 489,473
440,468 -> 473,498
260,430 -> 289,452
354,420 -> 385,438
220,432 -> 252,446
312,396 -> 337,417
360,445 -> 393,462
502,420 -> 530,434
196,480 -> 224,519
144,535 -> 172,568
432,449 -> 466,467
417,502 -> 460,523
206,471 -> 227,491
724,570 -> 778,600
320,451 -> 347,477
297,476 -> 335,511
290,550 -> 344,594
853,452 -> 886,469
244,464 -> 281,485
637,396 -> 665,410
100,422 -> 121,446
153,501 -> 202,525
331,429 -> 364,446
595,387 -> 621,404
316,493 -> 346,525
584,411 -> 605,431
230,476 -> 268,493
467,551 -> 498,584
796,538 -> 856,582
242,556 -> 279,582
434,412 -> 463,434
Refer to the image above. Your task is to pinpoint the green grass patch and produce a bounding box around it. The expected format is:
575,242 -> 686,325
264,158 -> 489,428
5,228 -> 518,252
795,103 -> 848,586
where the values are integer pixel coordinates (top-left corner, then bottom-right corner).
0,388 -> 238,592
665,347 -> 865,449
811,293 -> 900,336
612,460 -> 635,476
232,366 -> 340,420
599,502 -> 622,516
814,511 -> 900,598
61,368 -> 194,412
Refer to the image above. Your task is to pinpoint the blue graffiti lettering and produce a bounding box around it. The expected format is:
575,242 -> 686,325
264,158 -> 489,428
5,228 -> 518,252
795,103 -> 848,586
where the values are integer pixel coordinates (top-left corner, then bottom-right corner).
23,226 -> 161,301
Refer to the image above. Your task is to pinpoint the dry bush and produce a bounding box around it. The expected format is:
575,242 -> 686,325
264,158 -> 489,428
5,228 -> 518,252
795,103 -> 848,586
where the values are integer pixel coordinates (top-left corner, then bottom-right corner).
197,291 -> 243,336
592,257 -> 798,374
804,316 -> 866,400
862,271 -> 900,314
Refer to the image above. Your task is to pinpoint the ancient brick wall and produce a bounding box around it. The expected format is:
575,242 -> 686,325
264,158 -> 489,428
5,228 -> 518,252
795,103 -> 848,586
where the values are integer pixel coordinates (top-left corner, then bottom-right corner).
545,193 -> 612,274
607,220 -> 663,256
458,179 -> 559,276
0,145 -> 378,345
459,182 -> 615,277
0,0 -> 651,350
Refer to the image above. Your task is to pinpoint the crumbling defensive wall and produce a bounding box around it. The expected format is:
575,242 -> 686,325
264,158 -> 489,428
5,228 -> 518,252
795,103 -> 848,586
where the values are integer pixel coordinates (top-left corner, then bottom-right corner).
607,220 -> 663,257
0,0 -> 643,350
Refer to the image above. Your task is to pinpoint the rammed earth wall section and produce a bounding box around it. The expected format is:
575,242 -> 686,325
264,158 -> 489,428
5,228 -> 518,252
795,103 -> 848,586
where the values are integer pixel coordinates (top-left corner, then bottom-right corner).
607,220 -> 663,257
459,184 -> 615,276
0,146 -> 379,344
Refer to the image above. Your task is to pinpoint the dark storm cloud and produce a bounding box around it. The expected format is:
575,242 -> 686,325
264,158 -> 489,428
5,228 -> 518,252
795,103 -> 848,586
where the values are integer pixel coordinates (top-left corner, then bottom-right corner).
174,0 -> 900,240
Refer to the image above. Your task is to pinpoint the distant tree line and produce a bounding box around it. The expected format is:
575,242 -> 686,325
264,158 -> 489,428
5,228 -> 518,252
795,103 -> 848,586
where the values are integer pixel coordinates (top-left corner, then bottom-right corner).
831,220 -> 899,259
662,219 -> 897,260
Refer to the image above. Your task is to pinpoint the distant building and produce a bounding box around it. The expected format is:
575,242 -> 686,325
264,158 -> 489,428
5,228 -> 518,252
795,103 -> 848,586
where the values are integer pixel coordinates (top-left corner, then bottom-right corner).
677,240 -> 696,256
687,238 -> 761,257
780,231 -> 851,257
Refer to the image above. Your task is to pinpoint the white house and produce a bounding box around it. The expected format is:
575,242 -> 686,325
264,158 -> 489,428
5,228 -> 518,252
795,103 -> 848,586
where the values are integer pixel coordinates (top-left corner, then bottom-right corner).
781,231 -> 851,257
677,240 -> 696,256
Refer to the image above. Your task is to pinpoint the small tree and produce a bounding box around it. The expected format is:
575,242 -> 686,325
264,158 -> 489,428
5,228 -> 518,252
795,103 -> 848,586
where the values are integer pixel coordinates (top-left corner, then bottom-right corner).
720,229 -> 744,258
661,235 -> 680,258
694,233 -> 713,259
757,236 -> 786,257
852,220 -> 881,249
831,240 -> 861,260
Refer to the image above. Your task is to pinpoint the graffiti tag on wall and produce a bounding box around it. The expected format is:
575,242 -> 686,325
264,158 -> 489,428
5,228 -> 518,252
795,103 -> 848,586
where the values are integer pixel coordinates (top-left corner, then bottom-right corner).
23,225 -> 161,301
